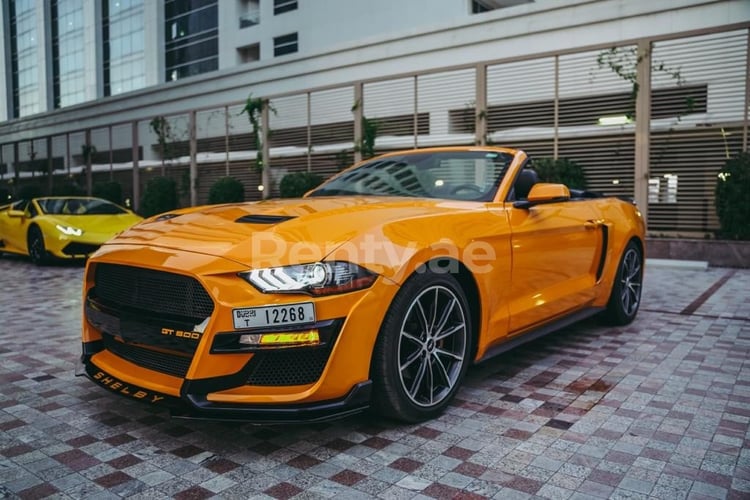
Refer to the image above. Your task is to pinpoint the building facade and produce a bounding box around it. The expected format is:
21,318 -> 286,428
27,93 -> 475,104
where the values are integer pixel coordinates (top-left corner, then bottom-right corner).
1,0 -> 749,235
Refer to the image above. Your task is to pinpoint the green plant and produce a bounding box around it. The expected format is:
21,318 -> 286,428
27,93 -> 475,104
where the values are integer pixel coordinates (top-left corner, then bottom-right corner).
208,176 -> 245,204
532,157 -> 588,190
279,172 -> 324,198
358,116 -> 379,160
596,46 -> 684,119
241,93 -> 275,171
715,152 -> 750,240
140,176 -> 179,217
93,181 -> 123,205
150,116 -> 173,170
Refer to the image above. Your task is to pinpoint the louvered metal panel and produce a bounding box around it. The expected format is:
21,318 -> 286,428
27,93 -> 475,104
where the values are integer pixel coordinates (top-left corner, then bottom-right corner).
648,30 -> 748,235
310,87 -> 355,147
486,58 -> 555,140
419,68 -> 475,141
364,77 -> 415,139
270,94 -> 308,148
557,135 -> 635,198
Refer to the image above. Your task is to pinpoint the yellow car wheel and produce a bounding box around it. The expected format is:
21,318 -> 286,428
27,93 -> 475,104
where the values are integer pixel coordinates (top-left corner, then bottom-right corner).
371,270 -> 471,423
27,226 -> 49,266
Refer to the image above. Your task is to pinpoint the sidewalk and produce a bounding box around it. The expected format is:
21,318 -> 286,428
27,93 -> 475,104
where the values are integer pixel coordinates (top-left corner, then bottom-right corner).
0,258 -> 748,499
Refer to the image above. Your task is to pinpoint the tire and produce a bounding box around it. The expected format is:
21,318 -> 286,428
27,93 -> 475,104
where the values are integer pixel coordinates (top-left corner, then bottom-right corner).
602,241 -> 643,325
371,270 -> 472,423
27,226 -> 49,265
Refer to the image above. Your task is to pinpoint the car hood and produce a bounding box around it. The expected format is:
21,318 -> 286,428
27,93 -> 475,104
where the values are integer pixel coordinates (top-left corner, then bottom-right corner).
107,197 -> 485,268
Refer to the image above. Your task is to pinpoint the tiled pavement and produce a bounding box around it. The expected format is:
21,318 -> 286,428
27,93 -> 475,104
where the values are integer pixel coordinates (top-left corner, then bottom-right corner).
0,255 -> 748,499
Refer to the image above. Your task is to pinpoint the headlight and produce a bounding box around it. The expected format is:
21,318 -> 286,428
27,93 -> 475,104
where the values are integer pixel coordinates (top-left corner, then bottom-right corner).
56,224 -> 83,236
240,261 -> 377,296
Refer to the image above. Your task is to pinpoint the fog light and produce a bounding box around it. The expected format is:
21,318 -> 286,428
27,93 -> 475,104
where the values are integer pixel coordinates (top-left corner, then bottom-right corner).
239,330 -> 320,347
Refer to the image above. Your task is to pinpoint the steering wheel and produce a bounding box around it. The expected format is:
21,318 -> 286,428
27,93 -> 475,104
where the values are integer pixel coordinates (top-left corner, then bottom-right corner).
449,184 -> 484,195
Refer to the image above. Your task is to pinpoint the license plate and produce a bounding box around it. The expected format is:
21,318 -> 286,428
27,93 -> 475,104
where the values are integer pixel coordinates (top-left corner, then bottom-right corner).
233,303 -> 316,330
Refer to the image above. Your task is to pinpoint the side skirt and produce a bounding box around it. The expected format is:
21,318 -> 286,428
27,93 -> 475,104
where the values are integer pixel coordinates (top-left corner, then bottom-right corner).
475,307 -> 604,364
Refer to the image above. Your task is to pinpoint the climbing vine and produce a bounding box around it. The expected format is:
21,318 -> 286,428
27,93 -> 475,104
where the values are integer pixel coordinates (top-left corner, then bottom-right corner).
241,93 -> 275,171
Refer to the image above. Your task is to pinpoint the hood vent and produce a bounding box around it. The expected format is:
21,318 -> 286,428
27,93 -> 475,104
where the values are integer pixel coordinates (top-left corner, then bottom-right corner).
235,214 -> 296,224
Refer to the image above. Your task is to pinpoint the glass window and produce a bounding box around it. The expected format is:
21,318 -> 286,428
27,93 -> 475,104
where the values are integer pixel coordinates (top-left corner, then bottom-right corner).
52,0 -> 86,108
164,0 -> 218,82
273,32 -> 298,57
103,0 -> 146,97
10,0 -> 40,117
273,0 -> 297,15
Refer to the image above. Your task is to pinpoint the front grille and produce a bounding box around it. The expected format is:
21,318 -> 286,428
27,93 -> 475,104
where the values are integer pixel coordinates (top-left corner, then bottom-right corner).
102,333 -> 192,378
246,348 -> 332,386
93,263 -> 214,321
63,242 -> 99,256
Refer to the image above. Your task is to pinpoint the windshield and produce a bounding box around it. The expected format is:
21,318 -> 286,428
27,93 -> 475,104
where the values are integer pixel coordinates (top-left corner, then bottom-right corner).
37,198 -> 128,215
308,150 -> 515,201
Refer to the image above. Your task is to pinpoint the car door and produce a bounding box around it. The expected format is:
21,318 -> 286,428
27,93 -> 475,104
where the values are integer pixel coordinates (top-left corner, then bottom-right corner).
507,198 -> 604,334
0,200 -> 32,253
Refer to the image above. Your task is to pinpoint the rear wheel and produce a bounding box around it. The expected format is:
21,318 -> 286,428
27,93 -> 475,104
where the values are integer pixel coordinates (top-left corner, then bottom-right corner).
371,270 -> 471,422
27,226 -> 49,265
602,241 -> 642,325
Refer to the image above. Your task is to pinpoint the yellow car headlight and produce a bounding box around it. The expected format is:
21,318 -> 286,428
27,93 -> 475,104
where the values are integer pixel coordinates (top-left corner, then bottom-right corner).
239,261 -> 377,296
56,224 -> 83,237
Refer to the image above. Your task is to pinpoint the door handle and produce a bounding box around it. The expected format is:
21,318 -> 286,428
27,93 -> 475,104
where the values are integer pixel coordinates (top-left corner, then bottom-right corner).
584,219 -> 603,230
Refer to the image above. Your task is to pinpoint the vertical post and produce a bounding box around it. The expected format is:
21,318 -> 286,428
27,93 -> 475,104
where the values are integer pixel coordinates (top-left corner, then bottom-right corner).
743,27 -> 749,152
554,55 -> 559,160
109,125 -> 113,180
261,100 -> 270,199
189,110 -> 197,206
353,82 -> 363,163
66,133 -> 70,175
475,63 -> 487,146
413,75 -> 419,149
132,121 -> 140,212
634,40 -> 652,226
85,129 -> 93,196
307,92 -> 312,172
46,136 -> 53,194
225,105 -> 230,176
13,142 -> 19,193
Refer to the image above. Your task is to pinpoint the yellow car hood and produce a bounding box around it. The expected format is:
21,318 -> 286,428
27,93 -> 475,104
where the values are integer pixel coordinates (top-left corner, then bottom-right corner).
108,197 -> 483,268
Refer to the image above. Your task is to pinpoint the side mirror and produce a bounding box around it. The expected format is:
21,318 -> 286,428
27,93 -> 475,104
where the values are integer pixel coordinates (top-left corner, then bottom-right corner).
514,183 -> 570,209
7,209 -> 25,218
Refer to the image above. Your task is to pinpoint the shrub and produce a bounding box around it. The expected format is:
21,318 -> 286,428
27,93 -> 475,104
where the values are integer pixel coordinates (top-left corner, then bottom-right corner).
140,176 -> 178,217
715,152 -> 750,240
93,181 -> 123,205
208,176 -> 245,204
532,157 -> 588,190
279,172 -> 324,198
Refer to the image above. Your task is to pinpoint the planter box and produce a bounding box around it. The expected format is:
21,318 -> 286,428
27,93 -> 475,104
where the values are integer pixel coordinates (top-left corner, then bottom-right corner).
646,238 -> 750,268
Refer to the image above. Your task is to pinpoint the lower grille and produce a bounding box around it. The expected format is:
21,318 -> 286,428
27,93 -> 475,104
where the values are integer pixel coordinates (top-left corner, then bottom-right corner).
63,242 -> 99,256
102,333 -> 191,378
247,348 -> 332,386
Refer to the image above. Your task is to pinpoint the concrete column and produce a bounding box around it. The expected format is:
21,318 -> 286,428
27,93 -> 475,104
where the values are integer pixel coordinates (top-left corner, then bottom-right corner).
144,1 -> 163,86
0,1 -> 9,121
743,27 -> 749,152
553,55 -> 559,160
189,110 -> 197,206
132,121 -> 140,212
634,40 -> 652,226
353,83 -> 363,163
475,64 -> 487,146
46,136 -> 53,194
85,129 -> 92,195
261,101 -> 270,199
413,75 -> 418,149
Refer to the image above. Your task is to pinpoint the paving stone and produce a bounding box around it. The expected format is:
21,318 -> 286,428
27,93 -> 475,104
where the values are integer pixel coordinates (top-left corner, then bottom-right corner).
0,259 -> 748,498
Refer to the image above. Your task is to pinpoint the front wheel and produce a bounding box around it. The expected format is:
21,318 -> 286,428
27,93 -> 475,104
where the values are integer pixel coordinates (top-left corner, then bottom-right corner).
371,271 -> 472,422
602,241 -> 643,325
28,226 -> 49,265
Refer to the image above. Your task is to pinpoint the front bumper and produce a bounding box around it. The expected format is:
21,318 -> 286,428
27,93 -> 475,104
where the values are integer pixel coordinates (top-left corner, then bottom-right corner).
78,350 -> 373,423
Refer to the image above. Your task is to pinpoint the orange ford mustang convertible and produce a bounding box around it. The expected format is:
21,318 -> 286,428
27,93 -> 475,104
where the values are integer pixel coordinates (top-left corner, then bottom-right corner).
78,147 -> 645,423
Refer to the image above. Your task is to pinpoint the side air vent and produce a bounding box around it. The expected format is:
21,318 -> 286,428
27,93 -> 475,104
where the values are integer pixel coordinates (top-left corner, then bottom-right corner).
235,215 -> 295,224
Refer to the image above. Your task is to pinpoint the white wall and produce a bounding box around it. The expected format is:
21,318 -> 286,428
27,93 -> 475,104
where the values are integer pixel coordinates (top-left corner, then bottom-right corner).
2,0 -> 749,142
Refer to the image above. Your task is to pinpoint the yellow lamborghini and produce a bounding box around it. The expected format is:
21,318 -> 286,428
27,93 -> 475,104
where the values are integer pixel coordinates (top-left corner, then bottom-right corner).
0,196 -> 142,265
79,147 -> 645,423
